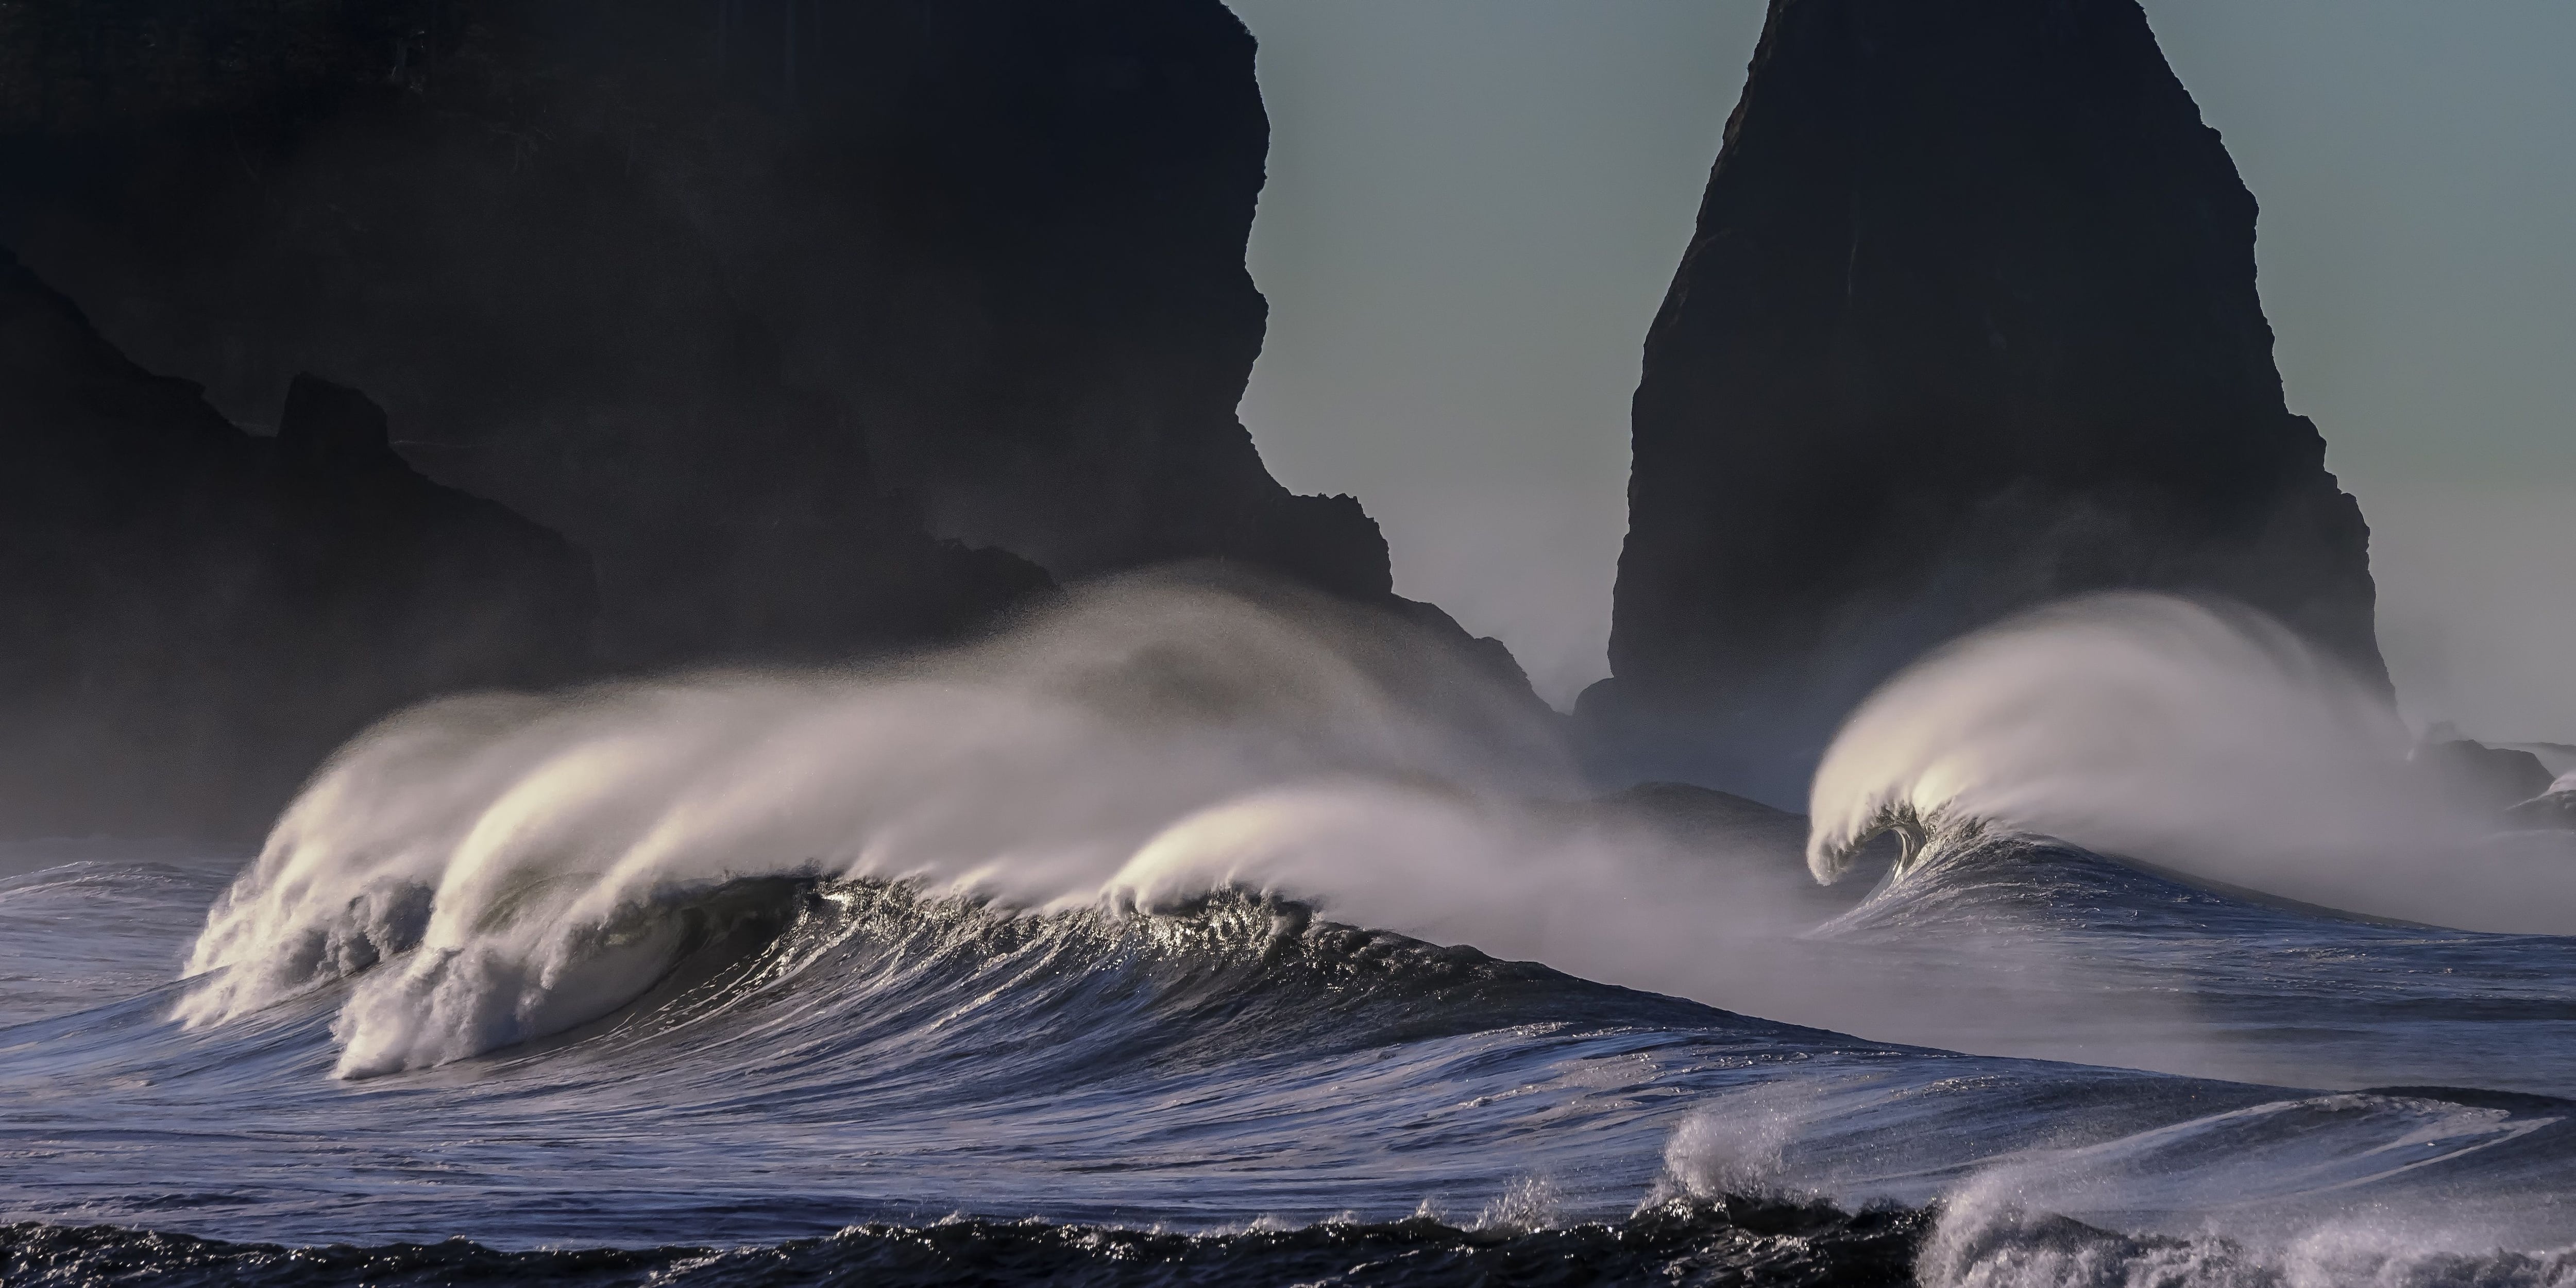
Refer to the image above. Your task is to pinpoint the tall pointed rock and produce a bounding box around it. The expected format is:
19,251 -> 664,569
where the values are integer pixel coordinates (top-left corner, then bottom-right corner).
1585,0 -> 2385,800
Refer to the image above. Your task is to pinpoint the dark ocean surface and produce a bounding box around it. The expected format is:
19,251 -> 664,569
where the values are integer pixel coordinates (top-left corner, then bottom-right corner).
7,827 -> 2576,1286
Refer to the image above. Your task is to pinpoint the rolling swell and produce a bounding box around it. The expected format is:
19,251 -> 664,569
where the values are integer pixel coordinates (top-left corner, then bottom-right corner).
18,841 -> 2576,1276
13,858 -> 1920,1244
484,877 -> 1750,1093
1790,818 -> 2576,1093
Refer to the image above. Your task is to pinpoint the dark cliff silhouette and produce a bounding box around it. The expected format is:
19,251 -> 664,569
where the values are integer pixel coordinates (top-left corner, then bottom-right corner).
0,1 -> 1534,836
1583,0 -> 2386,802
0,0 -> 1391,673
0,248 -> 592,837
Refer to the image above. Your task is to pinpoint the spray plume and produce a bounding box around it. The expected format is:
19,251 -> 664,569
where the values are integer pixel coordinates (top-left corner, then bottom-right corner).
1807,593 -> 2576,933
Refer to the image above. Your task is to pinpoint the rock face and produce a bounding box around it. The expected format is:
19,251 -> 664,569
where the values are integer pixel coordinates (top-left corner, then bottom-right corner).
0,248 -> 592,837
1585,0 -> 2386,800
0,0 -> 1389,672
0,2 -> 1540,834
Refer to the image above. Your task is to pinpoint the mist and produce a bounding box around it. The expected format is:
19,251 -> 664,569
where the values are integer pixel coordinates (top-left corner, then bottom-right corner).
174,574 -> 2548,1098
1227,0 -> 1759,706
1226,1 -> 2576,728
2366,484 -> 2576,740
185,574 -> 2267,1085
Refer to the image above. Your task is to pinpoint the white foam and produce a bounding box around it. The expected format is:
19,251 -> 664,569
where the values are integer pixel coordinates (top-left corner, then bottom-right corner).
179,578 -> 1583,1075
1657,1080 -> 2576,1287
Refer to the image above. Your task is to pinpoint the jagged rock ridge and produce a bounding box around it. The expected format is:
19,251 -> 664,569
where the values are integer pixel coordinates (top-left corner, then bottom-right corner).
0,1 -> 1544,835
0,0 -> 1393,672
0,248 -> 592,837
1585,0 -> 2386,800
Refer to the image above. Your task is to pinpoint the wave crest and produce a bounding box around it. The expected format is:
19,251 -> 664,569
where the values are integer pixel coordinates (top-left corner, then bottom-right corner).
1804,594 -> 2405,888
1805,798 -> 1987,887
1799,594 -> 2576,935
176,577 -> 1575,1077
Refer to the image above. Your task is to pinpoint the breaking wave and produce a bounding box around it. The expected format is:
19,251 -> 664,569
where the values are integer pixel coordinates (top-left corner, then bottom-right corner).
1803,594 -> 2576,934
173,574 -> 1870,1081
177,577 -> 1599,1075
9,582 -> 2570,1284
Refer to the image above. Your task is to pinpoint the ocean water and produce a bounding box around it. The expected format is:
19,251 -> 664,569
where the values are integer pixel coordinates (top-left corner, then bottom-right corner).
6,583 -> 2575,1286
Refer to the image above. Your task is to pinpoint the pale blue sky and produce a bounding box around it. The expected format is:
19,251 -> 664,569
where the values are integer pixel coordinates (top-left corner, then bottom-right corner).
1225,1 -> 2576,737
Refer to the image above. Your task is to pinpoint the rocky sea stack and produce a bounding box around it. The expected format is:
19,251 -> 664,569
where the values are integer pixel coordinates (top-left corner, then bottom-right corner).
1584,0 -> 2385,800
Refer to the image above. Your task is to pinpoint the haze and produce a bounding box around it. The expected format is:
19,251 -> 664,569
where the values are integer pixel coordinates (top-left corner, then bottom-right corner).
1228,0 -> 2576,735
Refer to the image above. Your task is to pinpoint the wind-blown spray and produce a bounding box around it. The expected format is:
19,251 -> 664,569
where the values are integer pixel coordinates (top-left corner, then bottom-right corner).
179,571 -> 1957,1079
178,578 -> 1578,1075
1805,593 -> 2576,933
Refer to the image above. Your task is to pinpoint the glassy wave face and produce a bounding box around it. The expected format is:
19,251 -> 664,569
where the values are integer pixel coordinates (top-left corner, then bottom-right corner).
8,583 -> 2576,1286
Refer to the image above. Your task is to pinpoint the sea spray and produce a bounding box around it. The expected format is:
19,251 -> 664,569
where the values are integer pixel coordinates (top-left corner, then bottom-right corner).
20,585 -> 2576,1258
1803,593 -> 2576,933
178,575 -> 1876,1077
1914,1160 -> 2576,1288
178,577 -> 1584,1074
173,580 -> 2576,1094
1652,1081 -> 2576,1287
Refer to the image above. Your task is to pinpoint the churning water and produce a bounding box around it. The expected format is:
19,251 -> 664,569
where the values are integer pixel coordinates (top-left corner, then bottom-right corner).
8,581 -> 2576,1286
